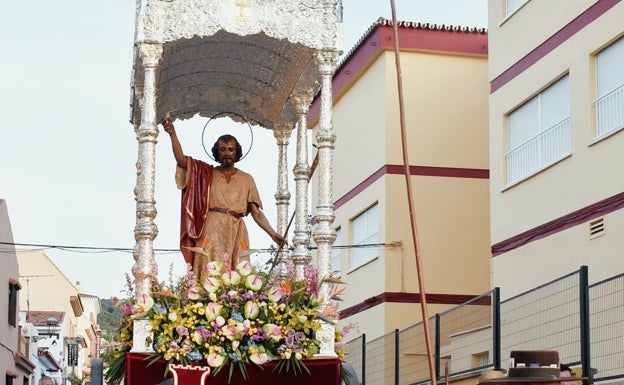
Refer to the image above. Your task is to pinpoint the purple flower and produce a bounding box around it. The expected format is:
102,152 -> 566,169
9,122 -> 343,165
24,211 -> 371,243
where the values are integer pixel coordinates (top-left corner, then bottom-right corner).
176,325 -> 189,336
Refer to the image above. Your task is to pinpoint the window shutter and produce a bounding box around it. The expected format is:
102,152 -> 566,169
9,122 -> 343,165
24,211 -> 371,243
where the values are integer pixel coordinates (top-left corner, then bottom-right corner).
541,75 -> 570,130
597,37 -> 624,96
509,98 -> 539,150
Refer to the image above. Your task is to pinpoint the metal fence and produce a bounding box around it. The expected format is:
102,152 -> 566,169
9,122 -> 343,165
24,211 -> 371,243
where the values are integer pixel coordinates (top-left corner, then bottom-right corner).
342,266 -> 624,385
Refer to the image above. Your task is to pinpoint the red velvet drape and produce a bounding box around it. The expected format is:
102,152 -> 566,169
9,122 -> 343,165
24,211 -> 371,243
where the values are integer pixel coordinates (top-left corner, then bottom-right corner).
125,353 -> 342,385
179,159 -> 213,266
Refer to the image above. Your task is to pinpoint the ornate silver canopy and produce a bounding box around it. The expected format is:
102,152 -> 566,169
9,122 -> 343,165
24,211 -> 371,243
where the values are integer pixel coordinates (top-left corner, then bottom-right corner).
130,0 -> 342,128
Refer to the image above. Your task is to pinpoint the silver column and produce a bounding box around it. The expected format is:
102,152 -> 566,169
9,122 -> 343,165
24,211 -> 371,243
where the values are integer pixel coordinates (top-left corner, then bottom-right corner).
292,91 -> 314,281
313,50 -> 338,303
273,125 -> 292,278
313,49 -> 339,358
132,42 -> 162,301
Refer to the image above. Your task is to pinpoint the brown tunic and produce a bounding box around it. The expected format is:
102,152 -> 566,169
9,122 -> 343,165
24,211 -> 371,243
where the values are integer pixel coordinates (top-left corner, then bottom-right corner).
176,157 -> 262,276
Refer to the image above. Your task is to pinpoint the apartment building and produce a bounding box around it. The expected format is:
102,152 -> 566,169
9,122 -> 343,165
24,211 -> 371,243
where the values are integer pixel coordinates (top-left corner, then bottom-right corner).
309,18 -> 491,339
489,0 -> 624,299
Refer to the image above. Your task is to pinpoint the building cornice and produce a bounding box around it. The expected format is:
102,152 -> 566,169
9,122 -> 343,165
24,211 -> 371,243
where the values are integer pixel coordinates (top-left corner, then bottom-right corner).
308,19 -> 488,125
492,191 -> 624,256
490,0 -> 621,93
339,291 -> 490,319
334,164 -> 489,210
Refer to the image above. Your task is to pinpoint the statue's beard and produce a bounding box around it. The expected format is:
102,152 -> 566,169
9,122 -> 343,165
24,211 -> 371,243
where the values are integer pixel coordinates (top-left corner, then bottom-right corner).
219,157 -> 234,166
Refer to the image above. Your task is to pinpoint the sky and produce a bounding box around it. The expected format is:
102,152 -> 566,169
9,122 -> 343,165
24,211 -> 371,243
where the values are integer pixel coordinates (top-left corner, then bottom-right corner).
0,0 -> 487,299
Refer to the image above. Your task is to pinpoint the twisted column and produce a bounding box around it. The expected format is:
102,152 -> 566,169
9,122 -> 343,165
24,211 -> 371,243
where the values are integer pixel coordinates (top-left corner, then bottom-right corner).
292,91 -> 314,281
273,125 -> 292,278
132,43 -> 162,303
313,49 -> 339,357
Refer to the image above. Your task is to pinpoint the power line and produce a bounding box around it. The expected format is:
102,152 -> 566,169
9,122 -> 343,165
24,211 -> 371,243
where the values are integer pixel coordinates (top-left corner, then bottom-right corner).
0,241 -> 394,255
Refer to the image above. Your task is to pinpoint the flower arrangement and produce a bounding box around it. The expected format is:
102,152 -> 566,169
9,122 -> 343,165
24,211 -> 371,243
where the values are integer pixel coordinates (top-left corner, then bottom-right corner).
103,253 -> 347,385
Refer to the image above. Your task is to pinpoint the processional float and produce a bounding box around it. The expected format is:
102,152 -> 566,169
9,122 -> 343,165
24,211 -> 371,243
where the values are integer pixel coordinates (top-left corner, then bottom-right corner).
129,0 -> 343,366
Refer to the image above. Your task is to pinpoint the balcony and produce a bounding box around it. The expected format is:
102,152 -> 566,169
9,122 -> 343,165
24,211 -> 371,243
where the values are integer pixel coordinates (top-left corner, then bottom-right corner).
505,117 -> 571,185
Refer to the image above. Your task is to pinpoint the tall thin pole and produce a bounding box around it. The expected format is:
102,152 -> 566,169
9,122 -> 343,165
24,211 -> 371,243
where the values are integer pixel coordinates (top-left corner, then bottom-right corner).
389,1 -> 437,384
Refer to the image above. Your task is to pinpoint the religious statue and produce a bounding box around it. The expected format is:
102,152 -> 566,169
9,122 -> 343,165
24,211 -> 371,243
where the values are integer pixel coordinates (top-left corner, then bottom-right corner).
162,115 -> 285,277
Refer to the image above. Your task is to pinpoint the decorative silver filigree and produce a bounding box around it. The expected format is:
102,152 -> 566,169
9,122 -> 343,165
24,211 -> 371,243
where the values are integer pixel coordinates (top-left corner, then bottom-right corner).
138,0 -> 339,50
314,320 -> 338,357
130,318 -> 155,353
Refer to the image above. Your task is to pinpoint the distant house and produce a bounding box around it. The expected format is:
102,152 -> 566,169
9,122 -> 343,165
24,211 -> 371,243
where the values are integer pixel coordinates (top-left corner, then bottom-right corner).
17,249 -> 101,384
0,199 -> 35,384
21,310 -> 65,382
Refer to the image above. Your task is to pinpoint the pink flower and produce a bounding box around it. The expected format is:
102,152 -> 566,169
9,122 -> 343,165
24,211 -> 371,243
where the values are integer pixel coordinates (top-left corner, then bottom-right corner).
203,276 -> 221,293
222,270 -> 241,286
206,352 -> 225,368
309,289 -> 325,306
249,346 -> 269,365
266,286 -> 284,303
120,302 -> 132,317
176,325 -> 189,337
243,301 -> 260,319
204,261 -> 223,276
205,302 -> 223,321
222,324 -> 240,340
133,294 -> 154,315
245,274 -> 263,291
262,324 -> 282,342
236,260 -> 252,276
187,286 -> 200,300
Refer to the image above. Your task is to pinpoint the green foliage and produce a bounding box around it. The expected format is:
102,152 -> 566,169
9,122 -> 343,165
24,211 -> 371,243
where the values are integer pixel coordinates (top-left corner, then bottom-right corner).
98,298 -> 124,339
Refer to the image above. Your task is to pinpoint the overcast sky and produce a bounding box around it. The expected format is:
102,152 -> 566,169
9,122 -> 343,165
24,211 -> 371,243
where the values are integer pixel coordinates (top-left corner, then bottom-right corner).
0,0 -> 487,299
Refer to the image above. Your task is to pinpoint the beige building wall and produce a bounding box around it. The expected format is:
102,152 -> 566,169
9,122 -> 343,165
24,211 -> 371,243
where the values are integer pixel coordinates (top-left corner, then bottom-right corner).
1,200 -> 34,383
18,249 -> 81,323
489,0 -> 624,298
312,21 -> 490,340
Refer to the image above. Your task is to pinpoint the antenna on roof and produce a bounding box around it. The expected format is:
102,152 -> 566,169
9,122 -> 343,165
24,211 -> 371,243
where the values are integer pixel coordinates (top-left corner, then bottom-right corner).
20,274 -> 53,321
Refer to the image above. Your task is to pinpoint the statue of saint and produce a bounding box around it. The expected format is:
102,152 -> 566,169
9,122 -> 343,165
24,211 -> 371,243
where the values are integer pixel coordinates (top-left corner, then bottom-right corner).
162,115 -> 285,277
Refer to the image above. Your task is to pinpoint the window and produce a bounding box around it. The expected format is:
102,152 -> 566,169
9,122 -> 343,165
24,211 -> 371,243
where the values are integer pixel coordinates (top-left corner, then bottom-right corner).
506,75 -> 571,184
506,0 -> 529,17
8,279 -> 20,327
595,37 -> 624,138
351,203 -> 379,268
331,227 -> 342,276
